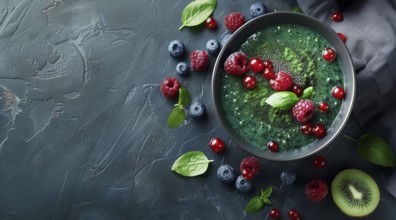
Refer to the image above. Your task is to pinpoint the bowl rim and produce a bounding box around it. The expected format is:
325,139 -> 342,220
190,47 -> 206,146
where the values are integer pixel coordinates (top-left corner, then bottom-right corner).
212,12 -> 356,161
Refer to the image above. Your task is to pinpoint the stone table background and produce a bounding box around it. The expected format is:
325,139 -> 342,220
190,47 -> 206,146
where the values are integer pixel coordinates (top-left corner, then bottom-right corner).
0,0 -> 394,219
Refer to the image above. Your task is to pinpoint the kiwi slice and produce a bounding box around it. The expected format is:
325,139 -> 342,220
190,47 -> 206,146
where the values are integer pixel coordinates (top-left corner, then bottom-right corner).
331,169 -> 380,217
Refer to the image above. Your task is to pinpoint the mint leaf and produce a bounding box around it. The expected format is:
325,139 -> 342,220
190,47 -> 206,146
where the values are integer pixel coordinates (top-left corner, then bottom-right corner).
179,0 -> 217,30
262,198 -> 272,205
356,134 -> 396,168
265,91 -> 299,110
167,107 -> 185,128
261,186 -> 273,198
178,86 -> 191,107
301,86 -> 313,99
171,151 -> 213,177
244,196 -> 265,214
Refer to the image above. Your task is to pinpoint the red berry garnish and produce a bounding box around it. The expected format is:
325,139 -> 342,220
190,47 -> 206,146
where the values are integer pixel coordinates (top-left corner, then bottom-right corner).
240,156 -> 260,180
190,50 -> 209,71
267,140 -> 279,152
313,156 -> 326,169
337,32 -> 347,42
160,77 -> 180,99
292,99 -> 315,123
331,86 -> 346,99
248,57 -> 264,73
224,51 -> 248,77
263,68 -> 275,79
224,12 -> 245,32
291,84 -> 303,97
318,101 -> 329,112
331,11 -> 343,22
243,75 -> 257,89
288,209 -> 301,220
300,122 -> 313,135
242,168 -> 255,180
263,60 -> 273,69
205,17 -> 217,30
209,137 -> 225,153
313,123 -> 326,138
322,47 -> 336,62
270,71 -> 294,91
305,179 -> 329,202
269,208 -> 281,219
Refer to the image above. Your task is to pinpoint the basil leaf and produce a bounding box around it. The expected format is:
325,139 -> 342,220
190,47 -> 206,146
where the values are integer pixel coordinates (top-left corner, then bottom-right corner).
244,196 -> 265,214
262,198 -> 272,205
261,186 -> 272,198
301,86 -> 313,99
265,91 -> 299,110
178,86 -> 191,107
179,0 -> 217,30
357,133 -> 396,168
167,107 -> 185,128
171,151 -> 214,177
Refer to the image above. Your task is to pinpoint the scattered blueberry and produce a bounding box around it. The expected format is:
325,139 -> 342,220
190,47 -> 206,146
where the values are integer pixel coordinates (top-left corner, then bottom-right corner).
189,101 -> 206,119
235,175 -> 252,193
217,165 -> 236,184
250,2 -> 267,18
168,40 -> 185,58
280,169 -> 296,185
206,39 -> 221,55
176,62 -> 189,76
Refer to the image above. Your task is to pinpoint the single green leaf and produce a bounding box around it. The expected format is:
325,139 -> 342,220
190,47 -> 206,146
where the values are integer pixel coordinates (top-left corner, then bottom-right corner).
260,186 -> 273,198
244,196 -> 265,214
178,86 -> 191,107
171,151 -> 214,177
291,6 -> 303,13
301,86 -> 313,99
262,198 -> 272,205
265,91 -> 299,110
167,107 -> 185,128
357,133 -> 396,168
179,0 -> 217,30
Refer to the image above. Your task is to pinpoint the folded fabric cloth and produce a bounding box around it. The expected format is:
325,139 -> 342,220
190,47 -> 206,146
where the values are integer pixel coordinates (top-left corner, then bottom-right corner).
297,0 -> 396,197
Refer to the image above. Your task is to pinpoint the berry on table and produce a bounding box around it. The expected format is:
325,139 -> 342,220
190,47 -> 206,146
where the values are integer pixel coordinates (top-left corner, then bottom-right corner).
206,39 -> 221,55
313,156 -> 326,169
291,84 -> 303,97
288,208 -> 301,220
168,40 -> 185,58
243,75 -> 257,89
300,122 -> 313,135
240,156 -> 260,180
318,101 -> 329,112
160,77 -> 180,99
313,123 -> 326,138
331,86 -> 346,99
224,51 -> 248,76
269,71 -> 293,91
267,140 -> 279,152
248,57 -> 264,73
269,208 -> 281,219
189,101 -> 206,119
292,99 -> 315,123
224,12 -> 245,32
263,60 -> 273,70
217,165 -> 236,184
241,168 -> 255,180
280,169 -> 297,185
205,17 -> 217,30
209,137 -> 225,153
235,175 -> 252,193
190,50 -> 209,71
263,68 -> 275,80
337,32 -> 347,42
322,47 -> 336,62
331,11 -> 343,22
305,179 -> 329,202
250,2 -> 267,18
176,62 -> 189,76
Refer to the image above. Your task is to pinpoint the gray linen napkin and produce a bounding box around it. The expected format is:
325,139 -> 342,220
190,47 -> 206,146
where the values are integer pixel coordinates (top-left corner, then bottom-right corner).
297,0 -> 396,197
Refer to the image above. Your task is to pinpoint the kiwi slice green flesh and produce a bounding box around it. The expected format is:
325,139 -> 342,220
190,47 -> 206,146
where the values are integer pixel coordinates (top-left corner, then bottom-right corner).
331,169 -> 380,217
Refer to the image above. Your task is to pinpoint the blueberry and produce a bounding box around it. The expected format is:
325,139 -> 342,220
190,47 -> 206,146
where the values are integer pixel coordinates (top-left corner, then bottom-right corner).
280,169 -> 296,185
235,175 -> 252,193
217,165 -> 236,184
168,40 -> 185,58
189,101 -> 206,119
176,62 -> 189,76
250,2 -> 267,18
206,39 -> 221,55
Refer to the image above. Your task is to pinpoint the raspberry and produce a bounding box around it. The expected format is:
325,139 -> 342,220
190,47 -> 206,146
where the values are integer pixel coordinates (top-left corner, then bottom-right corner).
305,179 -> 329,202
269,71 -> 293,91
224,12 -> 245,32
190,50 -> 209,71
224,52 -> 248,76
292,99 -> 315,123
160,77 -> 180,99
240,156 -> 260,180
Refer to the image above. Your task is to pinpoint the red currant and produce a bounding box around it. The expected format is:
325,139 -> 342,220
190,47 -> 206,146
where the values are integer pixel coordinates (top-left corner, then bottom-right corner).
263,68 -> 275,79
269,208 -> 281,219
318,101 -> 329,112
291,84 -> 303,97
242,168 -> 255,180
313,124 -> 326,138
205,17 -> 217,29
267,140 -> 279,152
209,137 -> 225,153
288,209 -> 301,220
248,57 -> 264,73
337,32 -> 347,42
332,86 -> 346,99
243,75 -> 257,89
263,60 -> 273,69
322,47 -> 336,62
331,11 -> 343,22
300,122 -> 313,135
313,156 -> 326,169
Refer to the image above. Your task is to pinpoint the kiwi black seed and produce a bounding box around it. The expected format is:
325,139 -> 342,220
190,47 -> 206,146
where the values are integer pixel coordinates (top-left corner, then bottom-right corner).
331,169 -> 380,217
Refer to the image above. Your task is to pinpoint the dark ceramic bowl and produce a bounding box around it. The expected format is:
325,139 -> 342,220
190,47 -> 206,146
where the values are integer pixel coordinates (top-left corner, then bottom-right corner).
212,12 -> 355,161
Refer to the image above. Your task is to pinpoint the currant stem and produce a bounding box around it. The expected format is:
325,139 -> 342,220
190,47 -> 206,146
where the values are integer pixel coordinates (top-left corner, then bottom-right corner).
344,135 -> 358,143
